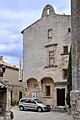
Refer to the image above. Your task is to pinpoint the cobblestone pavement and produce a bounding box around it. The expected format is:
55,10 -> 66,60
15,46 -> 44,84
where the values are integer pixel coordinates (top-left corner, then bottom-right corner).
11,106 -> 73,120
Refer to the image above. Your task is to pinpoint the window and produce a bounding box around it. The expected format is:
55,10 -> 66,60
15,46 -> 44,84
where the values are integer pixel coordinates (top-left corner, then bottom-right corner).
31,100 -> 36,104
48,29 -> 52,38
19,80 -> 22,82
45,45 -> 57,68
20,99 -> 27,103
49,58 -> 54,65
47,8 -> 50,15
49,51 -> 54,66
62,69 -> 68,79
63,46 -> 68,55
68,28 -> 71,32
45,86 -> 50,96
26,99 -> 31,103
49,51 -> 54,56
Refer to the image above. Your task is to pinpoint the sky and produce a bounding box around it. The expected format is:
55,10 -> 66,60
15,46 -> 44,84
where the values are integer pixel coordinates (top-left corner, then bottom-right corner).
0,0 -> 71,67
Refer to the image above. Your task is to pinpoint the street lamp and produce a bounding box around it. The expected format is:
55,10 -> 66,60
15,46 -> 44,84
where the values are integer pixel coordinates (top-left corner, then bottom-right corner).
0,64 -> 6,78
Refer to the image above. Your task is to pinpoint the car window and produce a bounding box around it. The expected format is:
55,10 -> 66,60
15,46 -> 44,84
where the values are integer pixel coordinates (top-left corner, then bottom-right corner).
26,99 -> 31,103
20,99 -> 36,104
34,99 -> 43,103
20,99 -> 27,103
31,100 -> 36,104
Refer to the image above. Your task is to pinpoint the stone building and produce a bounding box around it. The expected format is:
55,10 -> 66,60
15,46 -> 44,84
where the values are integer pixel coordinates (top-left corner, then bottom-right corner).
0,56 -> 24,104
22,4 -> 71,109
71,0 -> 80,119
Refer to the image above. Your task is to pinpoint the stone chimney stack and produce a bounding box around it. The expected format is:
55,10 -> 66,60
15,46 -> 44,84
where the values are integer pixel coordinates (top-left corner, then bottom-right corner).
0,56 -> 3,61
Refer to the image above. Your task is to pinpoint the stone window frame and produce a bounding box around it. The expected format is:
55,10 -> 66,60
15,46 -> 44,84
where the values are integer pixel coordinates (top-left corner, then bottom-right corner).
45,85 -> 50,96
49,50 -> 55,66
63,46 -> 68,55
62,69 -> 68,79
45,44 -> 57,68
43,84 -> 52,98
48,29 -> 53,38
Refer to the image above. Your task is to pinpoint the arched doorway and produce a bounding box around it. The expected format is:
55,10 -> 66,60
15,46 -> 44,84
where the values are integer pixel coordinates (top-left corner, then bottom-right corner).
41,77 -> 54,106
27,78 -> 39,98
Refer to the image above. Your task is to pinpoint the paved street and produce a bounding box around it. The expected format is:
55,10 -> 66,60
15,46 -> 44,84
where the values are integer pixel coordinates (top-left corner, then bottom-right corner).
11,106 -> 73,120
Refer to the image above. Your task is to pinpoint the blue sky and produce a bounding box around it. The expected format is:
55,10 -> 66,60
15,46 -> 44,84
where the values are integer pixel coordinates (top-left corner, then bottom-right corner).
0,0 -> 71,67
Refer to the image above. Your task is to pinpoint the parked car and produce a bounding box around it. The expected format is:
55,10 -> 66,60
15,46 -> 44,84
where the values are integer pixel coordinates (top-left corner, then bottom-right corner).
18,98 -> 51,112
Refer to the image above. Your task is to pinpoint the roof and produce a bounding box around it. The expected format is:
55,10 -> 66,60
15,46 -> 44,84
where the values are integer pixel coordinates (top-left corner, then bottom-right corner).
21,4 -> 71,34
21,19 -> 41,34
0,60 -> 19,70
0,82 -> 5,88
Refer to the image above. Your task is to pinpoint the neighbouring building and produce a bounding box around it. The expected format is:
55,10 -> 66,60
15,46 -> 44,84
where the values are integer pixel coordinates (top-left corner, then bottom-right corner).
0,56 -> 24,105
22,4 -> 71,109
71,0 -> 80,119
0,57 -> 11,120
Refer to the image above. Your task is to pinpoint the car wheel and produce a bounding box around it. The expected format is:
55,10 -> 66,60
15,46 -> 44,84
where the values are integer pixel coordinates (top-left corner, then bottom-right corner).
47,109 -> 50,112
19,106 -> 24,111
37,107 -> 42,112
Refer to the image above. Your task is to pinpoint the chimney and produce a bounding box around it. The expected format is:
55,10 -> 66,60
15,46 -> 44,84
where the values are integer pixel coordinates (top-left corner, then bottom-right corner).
0,56 -> 3,61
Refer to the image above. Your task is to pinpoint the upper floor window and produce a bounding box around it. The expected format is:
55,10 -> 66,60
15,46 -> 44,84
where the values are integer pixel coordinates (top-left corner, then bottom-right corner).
47,8 -> 50,15
45,44 -> 57,68
62,69 -> 68,79
68,28 -> 71,32
48,29 -> 52,38
63,46 -> 68,55
49,51 -> 55,66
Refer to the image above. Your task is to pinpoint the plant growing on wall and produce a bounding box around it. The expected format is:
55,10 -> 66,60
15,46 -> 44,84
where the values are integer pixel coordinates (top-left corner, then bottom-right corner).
66,48 -> 72,106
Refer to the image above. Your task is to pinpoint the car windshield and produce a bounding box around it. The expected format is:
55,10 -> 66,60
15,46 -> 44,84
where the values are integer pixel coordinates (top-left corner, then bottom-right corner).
34,99 -> 43,103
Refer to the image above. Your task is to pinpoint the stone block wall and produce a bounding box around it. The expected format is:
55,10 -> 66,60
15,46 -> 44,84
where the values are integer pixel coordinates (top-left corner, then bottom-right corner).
22,4 -> 71,107
71,90 -> 80,120
23,5 -> 71,83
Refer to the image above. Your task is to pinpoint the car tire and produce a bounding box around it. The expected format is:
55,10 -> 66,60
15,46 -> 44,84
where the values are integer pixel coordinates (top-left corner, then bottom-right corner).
37,107 -> 42,112
47,109 -> 50,112
19,106 -> 24,111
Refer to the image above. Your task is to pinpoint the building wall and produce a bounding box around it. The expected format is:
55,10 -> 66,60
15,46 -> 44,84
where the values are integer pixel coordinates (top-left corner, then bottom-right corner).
22,4 -> 71,108
3,66 -> 24,103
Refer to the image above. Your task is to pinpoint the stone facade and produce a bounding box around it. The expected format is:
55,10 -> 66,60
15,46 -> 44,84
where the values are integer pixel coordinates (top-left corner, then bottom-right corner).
0,56 -> 24,104
3,66 -> 24,103
22,4 -> 71,108
71,0 -> 80,119
0,76 -> 11,120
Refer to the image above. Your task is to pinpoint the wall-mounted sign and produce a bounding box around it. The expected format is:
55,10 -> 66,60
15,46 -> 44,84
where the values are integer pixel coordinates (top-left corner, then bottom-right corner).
32,92 -> 37,99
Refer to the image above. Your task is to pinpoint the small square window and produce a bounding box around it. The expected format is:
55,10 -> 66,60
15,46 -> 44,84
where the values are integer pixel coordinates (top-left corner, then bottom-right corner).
48,29 -> 52,38
63,46 -> 68,55
62,69 -> 68,79
68,28 -> 71,32
49,51 -> 54,56
45,86 -> 50,96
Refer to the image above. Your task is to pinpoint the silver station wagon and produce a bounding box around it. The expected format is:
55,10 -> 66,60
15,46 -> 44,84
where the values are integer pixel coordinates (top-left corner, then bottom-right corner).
18,98 -> 51,112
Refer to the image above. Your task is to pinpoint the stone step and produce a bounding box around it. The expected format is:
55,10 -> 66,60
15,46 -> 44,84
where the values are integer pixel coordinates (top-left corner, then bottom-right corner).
53,106 -> 66,113
0,117 -> 5,120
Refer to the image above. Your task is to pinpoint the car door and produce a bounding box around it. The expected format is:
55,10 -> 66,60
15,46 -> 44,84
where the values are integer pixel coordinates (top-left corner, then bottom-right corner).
21,99 -> 29,110
26,99 -> 37,110
30,100 -> 37,110
23,99 -> 31,110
